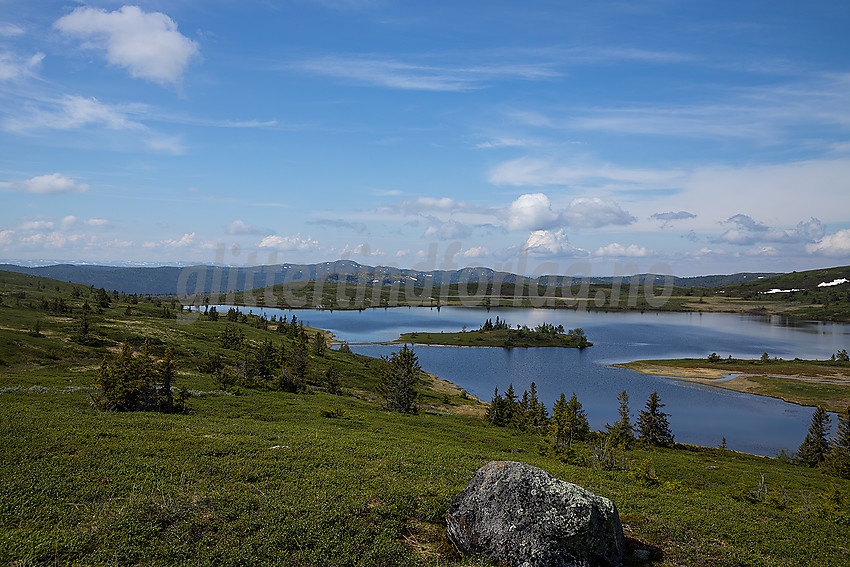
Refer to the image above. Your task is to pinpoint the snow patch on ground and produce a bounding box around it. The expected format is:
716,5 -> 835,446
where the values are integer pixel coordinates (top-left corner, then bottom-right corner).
763,288 -> 801,294
817,278 -> 848,288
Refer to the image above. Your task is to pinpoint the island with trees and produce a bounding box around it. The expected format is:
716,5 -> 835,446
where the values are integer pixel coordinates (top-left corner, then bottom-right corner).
396,317 -> 592,348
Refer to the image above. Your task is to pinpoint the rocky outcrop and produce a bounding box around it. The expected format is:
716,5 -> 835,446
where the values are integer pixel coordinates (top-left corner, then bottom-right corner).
446,461 -> 625,567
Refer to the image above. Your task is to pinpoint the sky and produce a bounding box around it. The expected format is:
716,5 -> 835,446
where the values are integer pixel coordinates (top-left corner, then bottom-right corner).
1,1 -> 850,277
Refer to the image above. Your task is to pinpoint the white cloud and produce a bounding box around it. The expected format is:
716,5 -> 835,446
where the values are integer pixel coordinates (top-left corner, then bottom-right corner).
54,5 -> 199,85
806,229 -> 850,257
522,229 -> 588,257
295,56 -> 558,92
17,173 -> 89,195
60,215 -> 78,230
225,220 -> 263,235
7,95 -> 145,132
18,220 -> 54,231
506,193 -> 559,231
84,218 -> 111,228
461,246 -> 490,258
258,234 -> 320,251
423,220 -> 472,240
561,198 -> 635,228
716,215 -> 826,246
651,211 -> 696,228
0,230 -> 14,245
0,23 -> 25,37
0,51 -> 44,81
476,138 -> 530,149
20,232 -> 87,248
594,243 -> 651,257
489,156 -> 682,187
144,232 -> 196,249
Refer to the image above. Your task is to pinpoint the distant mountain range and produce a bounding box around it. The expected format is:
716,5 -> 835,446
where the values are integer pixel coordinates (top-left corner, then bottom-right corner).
0,261 -> 783,296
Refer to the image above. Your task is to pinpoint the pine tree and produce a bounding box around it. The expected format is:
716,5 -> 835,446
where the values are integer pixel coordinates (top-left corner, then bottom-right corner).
637,392 -> 674,447
796,405 -> 831,467
606,390 -> 635,448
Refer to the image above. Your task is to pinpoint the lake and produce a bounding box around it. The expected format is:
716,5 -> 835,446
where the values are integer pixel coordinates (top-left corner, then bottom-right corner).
225,305 -> 850,456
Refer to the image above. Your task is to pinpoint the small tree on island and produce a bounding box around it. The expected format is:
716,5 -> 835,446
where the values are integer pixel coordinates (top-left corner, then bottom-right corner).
378,344 -> 421,414
606,390 -> 635,448
637,391 -> 674,447
796,405 -> 831,468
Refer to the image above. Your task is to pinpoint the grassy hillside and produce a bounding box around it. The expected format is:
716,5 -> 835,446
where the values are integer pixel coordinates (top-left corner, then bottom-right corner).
2,269 -> 850,565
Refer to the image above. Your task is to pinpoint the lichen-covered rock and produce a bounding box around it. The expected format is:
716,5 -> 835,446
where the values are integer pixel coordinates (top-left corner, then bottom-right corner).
446,461 -> 625,567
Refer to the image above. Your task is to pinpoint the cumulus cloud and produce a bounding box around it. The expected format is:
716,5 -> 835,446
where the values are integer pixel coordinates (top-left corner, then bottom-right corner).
594,243 -> 652,257
258,234 -> 320,251
17,173 -> 89,195
0,230 -> 14,245
522,229 -> 588,257
506,193 -> 559,231
806,229 -> 850,257
156,232 -> 196,248
54,5 -> 199,85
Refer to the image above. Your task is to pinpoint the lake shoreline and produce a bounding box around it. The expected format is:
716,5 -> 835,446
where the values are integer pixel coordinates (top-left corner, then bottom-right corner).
617,359 -> 850,413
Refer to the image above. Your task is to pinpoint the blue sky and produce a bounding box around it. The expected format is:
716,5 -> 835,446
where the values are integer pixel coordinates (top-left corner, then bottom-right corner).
1,1 -> 849,276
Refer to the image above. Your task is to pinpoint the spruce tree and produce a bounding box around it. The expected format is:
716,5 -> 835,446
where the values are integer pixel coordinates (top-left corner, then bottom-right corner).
377,344 -> 421,414
606,390 -> 635,448
637,392 -> 674,447
548,393 -> 570,451
796,405 -> 832,467
564,392 -> 590,447
486,386 -> 504,425
831,406 -> 850,478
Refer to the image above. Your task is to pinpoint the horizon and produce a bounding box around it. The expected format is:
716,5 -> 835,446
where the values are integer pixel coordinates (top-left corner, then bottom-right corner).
2,2 -> 850,275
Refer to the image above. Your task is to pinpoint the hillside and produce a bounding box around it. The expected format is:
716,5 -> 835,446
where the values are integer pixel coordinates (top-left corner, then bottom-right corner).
1,269 -> 850,565
0,261 -> 783,296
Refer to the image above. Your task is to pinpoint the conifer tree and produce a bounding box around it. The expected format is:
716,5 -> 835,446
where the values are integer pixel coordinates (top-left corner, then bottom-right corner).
486,386 -> 504,426
548,393 -> 570,451
796,405 -> 832,467
564,392 -> 590,446
377,344 -> 421,414
325,363 -> 341,395
637,392 -> 674,447
606,390 -> 635,448
313,332 -> 326,357
830,406 -> 850,478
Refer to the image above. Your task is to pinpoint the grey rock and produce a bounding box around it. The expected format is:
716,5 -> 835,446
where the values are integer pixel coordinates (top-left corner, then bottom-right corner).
446,461 -> 625,567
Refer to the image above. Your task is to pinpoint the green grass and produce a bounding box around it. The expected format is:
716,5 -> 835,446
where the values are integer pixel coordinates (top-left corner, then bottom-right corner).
619,358 -> 850,412
2,270 -> 850,565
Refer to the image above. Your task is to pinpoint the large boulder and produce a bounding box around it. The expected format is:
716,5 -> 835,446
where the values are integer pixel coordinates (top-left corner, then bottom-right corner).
446,461 -> 625,567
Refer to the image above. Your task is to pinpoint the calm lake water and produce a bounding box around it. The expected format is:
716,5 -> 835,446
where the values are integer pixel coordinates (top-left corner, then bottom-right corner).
227,305 -> 850,456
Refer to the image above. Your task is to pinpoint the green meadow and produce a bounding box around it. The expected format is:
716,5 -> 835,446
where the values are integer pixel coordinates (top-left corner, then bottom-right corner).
2,270 -> 849,566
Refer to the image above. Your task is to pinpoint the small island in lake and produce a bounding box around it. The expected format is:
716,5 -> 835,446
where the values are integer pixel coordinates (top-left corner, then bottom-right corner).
397,317 -> 592,348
